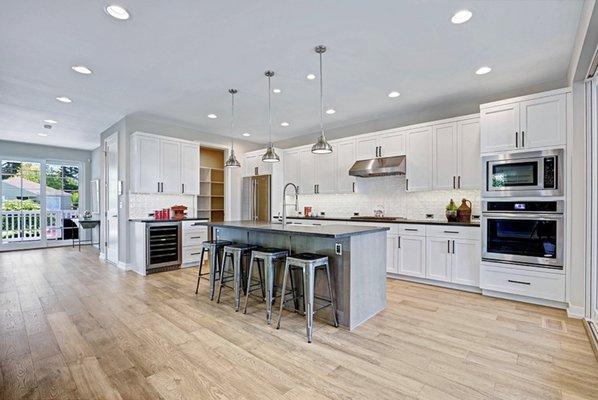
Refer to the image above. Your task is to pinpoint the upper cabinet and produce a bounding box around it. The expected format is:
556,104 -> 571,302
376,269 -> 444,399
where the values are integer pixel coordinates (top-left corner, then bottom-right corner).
355,130 -> 405,159
298,147 -> 316,194
480,91 -> 567,154
457,119 -> 481,190
335,138 -> 356,194
283,149 -> 300,187
432,123 -> 458,190
314,150 -> 336,194
406,127 -> 433,192
243,152 -> 273,177
130,133 -> 200,195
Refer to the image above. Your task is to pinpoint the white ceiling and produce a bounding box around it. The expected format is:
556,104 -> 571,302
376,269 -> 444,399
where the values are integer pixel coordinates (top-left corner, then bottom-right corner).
0,0 -> 584,150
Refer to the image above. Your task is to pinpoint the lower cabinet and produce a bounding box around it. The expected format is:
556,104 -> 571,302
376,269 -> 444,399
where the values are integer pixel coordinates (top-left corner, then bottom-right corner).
387,235 -> 398,274
426,237 -> 452,282
425,236 -> 480,286
397,235 -> 426,278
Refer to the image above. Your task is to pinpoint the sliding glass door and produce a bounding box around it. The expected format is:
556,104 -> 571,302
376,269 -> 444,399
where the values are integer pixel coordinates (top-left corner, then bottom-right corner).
0,158 -> 81,250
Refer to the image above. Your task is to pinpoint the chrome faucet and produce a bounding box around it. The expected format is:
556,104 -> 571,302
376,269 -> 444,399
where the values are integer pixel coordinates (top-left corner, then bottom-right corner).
282,182 -> 299,229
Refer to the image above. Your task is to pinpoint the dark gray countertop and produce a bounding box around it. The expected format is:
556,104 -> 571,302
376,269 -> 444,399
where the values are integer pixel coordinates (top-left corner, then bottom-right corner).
129,217 -> 209,223
198,220 -> 390,238
283,215 -> 480,227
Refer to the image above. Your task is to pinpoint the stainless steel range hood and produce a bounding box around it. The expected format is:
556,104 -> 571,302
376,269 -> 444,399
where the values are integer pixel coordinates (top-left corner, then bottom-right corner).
349,155 -> 406,177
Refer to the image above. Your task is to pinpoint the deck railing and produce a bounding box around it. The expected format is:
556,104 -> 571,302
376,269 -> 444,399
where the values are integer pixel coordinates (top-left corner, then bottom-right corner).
1,210 -> 78,241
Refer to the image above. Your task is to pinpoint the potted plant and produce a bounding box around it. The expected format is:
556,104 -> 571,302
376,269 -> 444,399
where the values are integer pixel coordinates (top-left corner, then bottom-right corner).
445,199 -> 458,222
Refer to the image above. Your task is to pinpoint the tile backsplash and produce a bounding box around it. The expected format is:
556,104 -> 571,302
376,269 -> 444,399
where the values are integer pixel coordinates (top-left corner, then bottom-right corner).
129,194 -> 196,219
291,175 -> 481,220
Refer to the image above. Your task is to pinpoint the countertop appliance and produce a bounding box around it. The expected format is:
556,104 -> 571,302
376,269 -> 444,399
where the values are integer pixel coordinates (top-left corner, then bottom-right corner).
145,221 -> 181,272
481,200 -> 564,268
242,175 -> 271,221
482,149 -> 563,197
349,155 -> 406,177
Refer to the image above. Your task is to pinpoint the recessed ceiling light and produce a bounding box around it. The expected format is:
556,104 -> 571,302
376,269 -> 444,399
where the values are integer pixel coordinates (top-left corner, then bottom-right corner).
326,108 -> 336,115
71,65 -> 92,75
280,122 -> 290,127
475,66 -> 492,75
388,91 -> 401,98
105,5 -> 130,20
272,88 -> 282,94
207,114 -> 218,119
451,10 -> 472,24
242,132 -> 251,137
306,74 -> 316,80
44,119 -> 58,124
37,133 -> 48,137
56,96 -> 72,103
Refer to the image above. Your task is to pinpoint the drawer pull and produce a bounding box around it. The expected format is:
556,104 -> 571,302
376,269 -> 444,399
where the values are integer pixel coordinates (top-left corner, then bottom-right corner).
190,252 -> 201,255
508,279 -> 531,285
443,230 -> 459,234
404,228 -> 418,232
190,236 -> 202,239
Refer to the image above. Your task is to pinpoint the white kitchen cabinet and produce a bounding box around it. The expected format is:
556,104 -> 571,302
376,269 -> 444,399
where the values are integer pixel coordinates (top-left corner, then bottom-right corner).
180,143 -> 200,195
132,135 -> 161,193
378,130 -> 405,157
457,119 -> 481,189
283,149 -> 300,186
160,140 -> 182,194
356,136 -> 378,160
519,94 -> 566,149
244,152 -> 274,177
426,237 -> 452,282
406,127 -> 433,192
386,234 -> 398,274
480,91 -> 567,153
335,139 -> 356,193
480,102 -> 519,153
314,151 -> 336,194
432,123 -> 457,190
451,239 -> 480,286
397,235 -> 426,278
299,148 -> 316,194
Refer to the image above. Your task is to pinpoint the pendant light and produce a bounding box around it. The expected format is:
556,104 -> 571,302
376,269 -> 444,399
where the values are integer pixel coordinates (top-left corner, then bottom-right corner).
262,70 -> 280,163
311,45 -> 333,154
224,89 -> 241,168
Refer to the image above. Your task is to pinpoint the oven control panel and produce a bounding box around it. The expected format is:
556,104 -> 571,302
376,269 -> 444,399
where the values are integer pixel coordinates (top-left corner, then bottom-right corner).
543,156 -> 556,189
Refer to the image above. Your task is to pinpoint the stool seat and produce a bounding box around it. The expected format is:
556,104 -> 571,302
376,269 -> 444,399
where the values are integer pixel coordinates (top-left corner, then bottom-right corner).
253,247 -> 289,257
224,243 -> 257,251
288,253 -> 327,261
202,240 -> 232,247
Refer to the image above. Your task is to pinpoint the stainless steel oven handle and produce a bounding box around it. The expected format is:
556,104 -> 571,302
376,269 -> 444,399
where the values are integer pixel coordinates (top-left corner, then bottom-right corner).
481,212 -> 563,220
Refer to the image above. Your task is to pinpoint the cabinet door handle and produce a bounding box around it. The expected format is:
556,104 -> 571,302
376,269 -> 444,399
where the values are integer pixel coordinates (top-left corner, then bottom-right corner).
452,240 -> 455,254
405,178 -> 409,191
190,236 -> 202,239
447,240 -> 450,253
515,132 -> 519,148
453,176 -> 456,189
443,230 -> 459,234
521,131 -> 525,147
508,279 -> 531,285
458,176 -> 461,189
352,182 -> 356,193
379,146 -> 382,157
190,252 -> 201,255
182,183 -> 185,194
254,167 -> 258,176
158,182 -> 161,192
404,228 -> 418,232
397,236 -> 401,249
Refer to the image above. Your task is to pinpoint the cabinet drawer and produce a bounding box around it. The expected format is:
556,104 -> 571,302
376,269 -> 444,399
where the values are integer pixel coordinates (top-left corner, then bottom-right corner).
183,231 -> 207,247
480,264 -> 565,302
426,225 -> 480,240
182,220 -> 208,232
182,246 -> 203,264
398,224 -> 427,236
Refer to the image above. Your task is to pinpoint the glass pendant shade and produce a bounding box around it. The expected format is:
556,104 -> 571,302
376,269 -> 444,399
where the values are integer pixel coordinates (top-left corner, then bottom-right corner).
261,70 -> 280,163
311,45 -> 333,154
225,88 -> 241,168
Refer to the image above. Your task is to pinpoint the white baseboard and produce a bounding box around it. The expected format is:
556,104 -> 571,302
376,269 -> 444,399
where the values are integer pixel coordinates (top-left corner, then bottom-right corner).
387,273 -> 481,294
567,305 -> 585,319
482,289 -> 567,309
99,252 -> 106,261
117,261 -> 127,270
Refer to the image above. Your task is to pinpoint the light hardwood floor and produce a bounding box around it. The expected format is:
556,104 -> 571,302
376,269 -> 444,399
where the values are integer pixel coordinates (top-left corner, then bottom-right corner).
0,246 -> 596,400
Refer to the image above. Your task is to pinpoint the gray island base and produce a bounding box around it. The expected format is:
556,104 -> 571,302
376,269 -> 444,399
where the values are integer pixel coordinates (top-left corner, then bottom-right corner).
200,221 -> 389,330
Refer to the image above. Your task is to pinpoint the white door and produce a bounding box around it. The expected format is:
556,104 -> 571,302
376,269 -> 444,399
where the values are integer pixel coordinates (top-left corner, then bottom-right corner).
457,119 -> 481,189
299,148 -> 315,194
519,94 -> 566,149
135,135 -> 160,193
386,234 -> 398,273
378,131 -> 405,157
105,133 -> 119,264
480,103 -> 519,153
314,151 -> 336,194
397,235 -> 426,278
336,139 -> 356,194
283,150 -> 299,185
426,237 -> 452,282
181,144 -> 199,195
356,136 -> 378,160
432,123 -> 458,190
406,127 -> 433,192
160,139 -> 181,194
451,239 -> 480,286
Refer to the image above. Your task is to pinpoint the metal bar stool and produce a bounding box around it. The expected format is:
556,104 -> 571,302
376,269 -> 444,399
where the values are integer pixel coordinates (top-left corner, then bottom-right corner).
217,244 -> 258,311
276,253 -> 338,343
243,247 -> 289,324
195,240 -> 232,300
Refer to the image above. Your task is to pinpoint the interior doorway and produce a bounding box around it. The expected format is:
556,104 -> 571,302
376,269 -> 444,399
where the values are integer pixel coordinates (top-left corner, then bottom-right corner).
104,133 -> 119,264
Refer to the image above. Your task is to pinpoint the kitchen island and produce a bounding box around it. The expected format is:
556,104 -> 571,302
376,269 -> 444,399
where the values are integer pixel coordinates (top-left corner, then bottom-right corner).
200,220 -> 389,330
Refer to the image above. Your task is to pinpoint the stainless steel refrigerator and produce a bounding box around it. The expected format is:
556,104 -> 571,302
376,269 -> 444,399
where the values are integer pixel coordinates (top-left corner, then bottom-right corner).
242,175 -> 271,221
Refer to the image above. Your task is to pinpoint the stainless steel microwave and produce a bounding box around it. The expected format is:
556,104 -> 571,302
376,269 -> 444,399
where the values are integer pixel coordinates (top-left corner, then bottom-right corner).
482,149 -> 563,197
